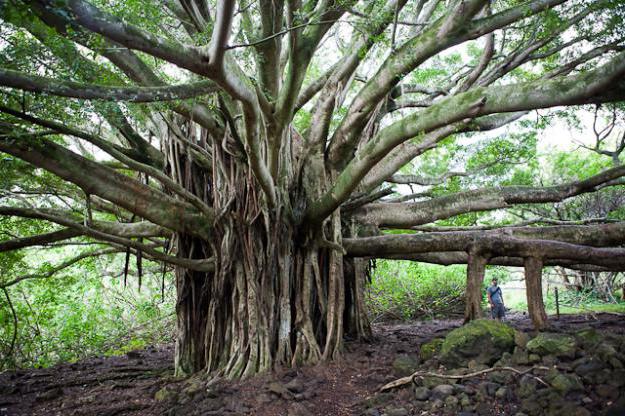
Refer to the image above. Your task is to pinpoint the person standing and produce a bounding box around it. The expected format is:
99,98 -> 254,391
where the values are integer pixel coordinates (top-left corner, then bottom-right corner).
487,278 -> 505,321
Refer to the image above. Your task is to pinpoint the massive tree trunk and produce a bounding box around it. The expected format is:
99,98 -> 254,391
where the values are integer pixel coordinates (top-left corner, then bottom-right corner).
167,124 -> 370,377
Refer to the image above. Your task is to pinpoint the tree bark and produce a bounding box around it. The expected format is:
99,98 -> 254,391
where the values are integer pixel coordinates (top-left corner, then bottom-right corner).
524,257 -> 549,331
464,251 -> 487,323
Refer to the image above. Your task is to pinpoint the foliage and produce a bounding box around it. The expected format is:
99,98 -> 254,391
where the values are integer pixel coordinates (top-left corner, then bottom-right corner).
0,249 -> 175,371
367,260 -> 467,321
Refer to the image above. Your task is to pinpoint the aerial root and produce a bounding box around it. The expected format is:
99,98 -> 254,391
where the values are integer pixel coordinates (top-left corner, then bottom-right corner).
379,365 -> 550,392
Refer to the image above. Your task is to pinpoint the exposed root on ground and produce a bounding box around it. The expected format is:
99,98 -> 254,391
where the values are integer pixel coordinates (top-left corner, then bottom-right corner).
380,365 -> 551,391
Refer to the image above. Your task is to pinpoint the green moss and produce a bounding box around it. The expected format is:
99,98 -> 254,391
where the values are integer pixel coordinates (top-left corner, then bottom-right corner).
441,320 -> 515,355
419,338 -> 444,361
574,328 -> 602,348
439,319 -> 515,367
526,333 -> 576,358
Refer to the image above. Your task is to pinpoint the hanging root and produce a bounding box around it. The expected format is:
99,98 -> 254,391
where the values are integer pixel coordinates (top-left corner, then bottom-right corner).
380,365 -> 550,392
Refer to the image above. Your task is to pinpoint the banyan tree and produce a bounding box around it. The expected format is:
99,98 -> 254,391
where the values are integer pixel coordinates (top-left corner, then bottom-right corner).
1,0 -> 625,377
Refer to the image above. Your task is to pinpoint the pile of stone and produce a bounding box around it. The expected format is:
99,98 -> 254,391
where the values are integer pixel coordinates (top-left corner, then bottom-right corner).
377,320 -> 625,416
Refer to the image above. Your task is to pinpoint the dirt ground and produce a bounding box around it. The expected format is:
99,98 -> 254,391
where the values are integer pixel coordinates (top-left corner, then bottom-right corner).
1,313 -> 623,416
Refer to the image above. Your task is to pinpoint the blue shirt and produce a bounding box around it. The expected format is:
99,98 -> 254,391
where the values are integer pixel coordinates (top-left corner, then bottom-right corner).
487,285 -> 503,305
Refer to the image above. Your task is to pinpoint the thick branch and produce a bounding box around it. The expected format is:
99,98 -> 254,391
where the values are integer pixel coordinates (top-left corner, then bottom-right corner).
344,228 -> 625,268
0,228 -> 81,252
0,136 -> 212,237
0,68 -> 219,102
354,164 -> 625,227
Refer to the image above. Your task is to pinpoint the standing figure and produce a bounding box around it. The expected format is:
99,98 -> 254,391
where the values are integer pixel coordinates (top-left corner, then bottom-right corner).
487,278 -> 505,321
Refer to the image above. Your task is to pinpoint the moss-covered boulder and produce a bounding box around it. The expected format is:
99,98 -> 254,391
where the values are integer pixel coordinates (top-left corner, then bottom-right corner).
392,355 -> 419,376
548,373 -> 584,394
419,338 -> 443,362
438,319 -> 515,368
575,328 -> 602,349
526,333 -> 577,358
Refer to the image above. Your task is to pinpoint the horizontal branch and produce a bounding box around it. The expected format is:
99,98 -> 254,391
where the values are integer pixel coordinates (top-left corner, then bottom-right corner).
0,68 -> 219,102
353,164 -> 625,227
377,251 -> 620,271
344,226 -> 625,268
0,228 -> 81,252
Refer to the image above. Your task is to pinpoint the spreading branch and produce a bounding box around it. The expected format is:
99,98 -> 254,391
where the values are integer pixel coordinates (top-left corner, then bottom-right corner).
0,68 -> 219,102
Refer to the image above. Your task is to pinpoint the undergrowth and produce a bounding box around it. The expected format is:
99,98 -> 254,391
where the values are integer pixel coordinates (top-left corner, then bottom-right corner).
367,260 -> 467,321
0,250 -> 175,371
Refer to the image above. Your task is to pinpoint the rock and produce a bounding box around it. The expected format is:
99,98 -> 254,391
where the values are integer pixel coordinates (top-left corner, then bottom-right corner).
363,409 -> 381,416
574,357 -> 606,383
512,347 -> 530,365
284,378 -> 305,393
608,369 -> 625,387
495,351 -> 513,366
444,395 -> 459,409
609,356 -> 623,369
439,319 -> 515,367
268,381 -> 293,399
556,402 -> 592,416
521,398 -> 543,416
391,355 -> 419,377
383,407 -> 408,416
542,354 -> 558,366
595,343 -> 618,363
488,368 -> 514,385
604,397 -> 625,416
495,386 -> 509,399
182,379 -> 205,398
419,338 -> 444,362
364,392 -> 393,408
475,401 -> 492,416
458,412 -> 476,416
414,386 -> 430,401
430,399 -> 444,410
595,384 -> 619,399
574,328 -> 602,348
477,381 -> 500,397
36,387 -> 63,402
526,333 -> 577,358
549,373 -> 584,394
431,384 -> 455,400
516,375 -> 538,399
515,331 -> 530,349
460,393 -> 472,408
154,387 -> 177,402
287,402 -> 309,416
